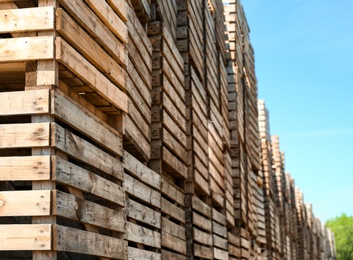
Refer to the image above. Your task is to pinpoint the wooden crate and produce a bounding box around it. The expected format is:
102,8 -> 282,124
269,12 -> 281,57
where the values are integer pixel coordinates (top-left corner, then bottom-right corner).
154,0 -> 178,43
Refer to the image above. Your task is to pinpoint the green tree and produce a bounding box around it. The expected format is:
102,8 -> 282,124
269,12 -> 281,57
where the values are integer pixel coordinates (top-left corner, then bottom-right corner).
326,213 -> 353,260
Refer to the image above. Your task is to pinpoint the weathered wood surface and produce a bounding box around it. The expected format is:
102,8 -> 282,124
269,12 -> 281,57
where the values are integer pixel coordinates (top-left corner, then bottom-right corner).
54,225 -> 127,259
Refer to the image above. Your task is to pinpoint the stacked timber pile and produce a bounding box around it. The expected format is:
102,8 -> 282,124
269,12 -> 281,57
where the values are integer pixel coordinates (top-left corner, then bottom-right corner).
0,0 -> 336,259
259,101 -> 336,260
224,0 -> 266,259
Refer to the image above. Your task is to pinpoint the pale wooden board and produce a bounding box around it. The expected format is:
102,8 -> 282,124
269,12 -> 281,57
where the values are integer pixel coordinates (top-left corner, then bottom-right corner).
161,178 -> 185,206
51,123 -> 124,182
192,211 -> 212,231
0,89 -> 49,116
54,225 -> 127,259
52,156 -> 124,206
0,190 -> 50,216
53,190 -> 125,233
107,0 -> 128,23
0,224 -> 51,250
126,222 -> 161,248
0,122 -> 50,148
193,227 -> 212,246
162,217 -> 186,240
194,243 -> 213,259
0,7 -> 54,33
128,247 -> 161,260
0,36 -> 54,62
55,37 -> 128,113
0,156 -> 50,181
51,89 -> 123,156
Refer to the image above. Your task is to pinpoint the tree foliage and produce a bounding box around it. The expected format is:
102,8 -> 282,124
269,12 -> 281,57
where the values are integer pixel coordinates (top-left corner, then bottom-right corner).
326,213 -> 353,260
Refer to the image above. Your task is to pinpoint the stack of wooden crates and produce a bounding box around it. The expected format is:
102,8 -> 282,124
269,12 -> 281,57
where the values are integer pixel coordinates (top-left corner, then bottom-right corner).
0,0 -> 336,259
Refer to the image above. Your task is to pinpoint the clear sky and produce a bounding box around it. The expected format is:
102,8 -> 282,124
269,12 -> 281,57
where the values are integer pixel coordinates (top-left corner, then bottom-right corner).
240,0 -> 353,223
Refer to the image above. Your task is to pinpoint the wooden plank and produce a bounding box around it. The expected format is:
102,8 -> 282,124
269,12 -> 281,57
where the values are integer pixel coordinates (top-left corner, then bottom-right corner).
55,37 -> 128,113
161,197 -> 185,223
0,7 -> 54,33
0,156 -> 50,181
161,178 -> 185,206
107,0 -> 128,23
84,0 -> 128,43
52,157 -> 125,206
162,217 -> 186,240
194,243 -> 213,259
213,221 -> 228,238
124,173 -> 160,208
53,190 -> 125,233
162,127 -> 187,161
128,247 -> 161,260
0,224 -> 51,250
54,225 -> 127,259
162,231 -> 186,254
56,8 -> 126,90
51,123 -> 124,181
213,234 -> 228,250
58,0 -> 126,66
127,199 -> 161,228
163,110 -> 187,148
0,190 -> 50,216
0,122 -> 50,148
161,249 -> 185,259
126,222 -> 161,248
0,89 -> 49,116
123,150 -> 160,190
194,227 -> 212,246
192,211 -> 212,231
192,196 -> 211,217
0,36 -> 54,62
162,146 -> 188,179
214,247 -> 229,260
51,89 -> 123,156
212,209 -> 227,226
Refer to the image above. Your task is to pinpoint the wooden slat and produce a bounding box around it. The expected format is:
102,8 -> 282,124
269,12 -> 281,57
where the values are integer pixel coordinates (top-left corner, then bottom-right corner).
128,247 -> 161,260
51,89 -> 123,156
193,227 -> 212,246
54,225 -> 127,259
0,156 -> 50,181
56,8 -> 126,90
52,157 -> 125,206
107,0 -> 128,23
127,199 -> 161,228
194,243 -> 213,259
58,0 -> 126,65
0,89 -> 49,116
0,7 -> 54,33
53,190 -> 125,233
162,217 -> 186,240
0,122 -> 50,148
0,190 -> 50,216
161,178 -> 185,206
0,224 -> 51,251
161,197 -> 185,223
51,123 -> 124,181
0,36 -> 54,62
126,222 -> 161,248
84,0 -> 128,44
162,146 -> 188,179
123,150 -> 160,190
124,173 -> 161,208
55,37 -> 128,113
162,231 -> 186,254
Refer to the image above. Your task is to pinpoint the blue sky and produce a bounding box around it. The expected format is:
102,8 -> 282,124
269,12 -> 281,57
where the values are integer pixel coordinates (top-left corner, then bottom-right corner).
241,0 -> 353,223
